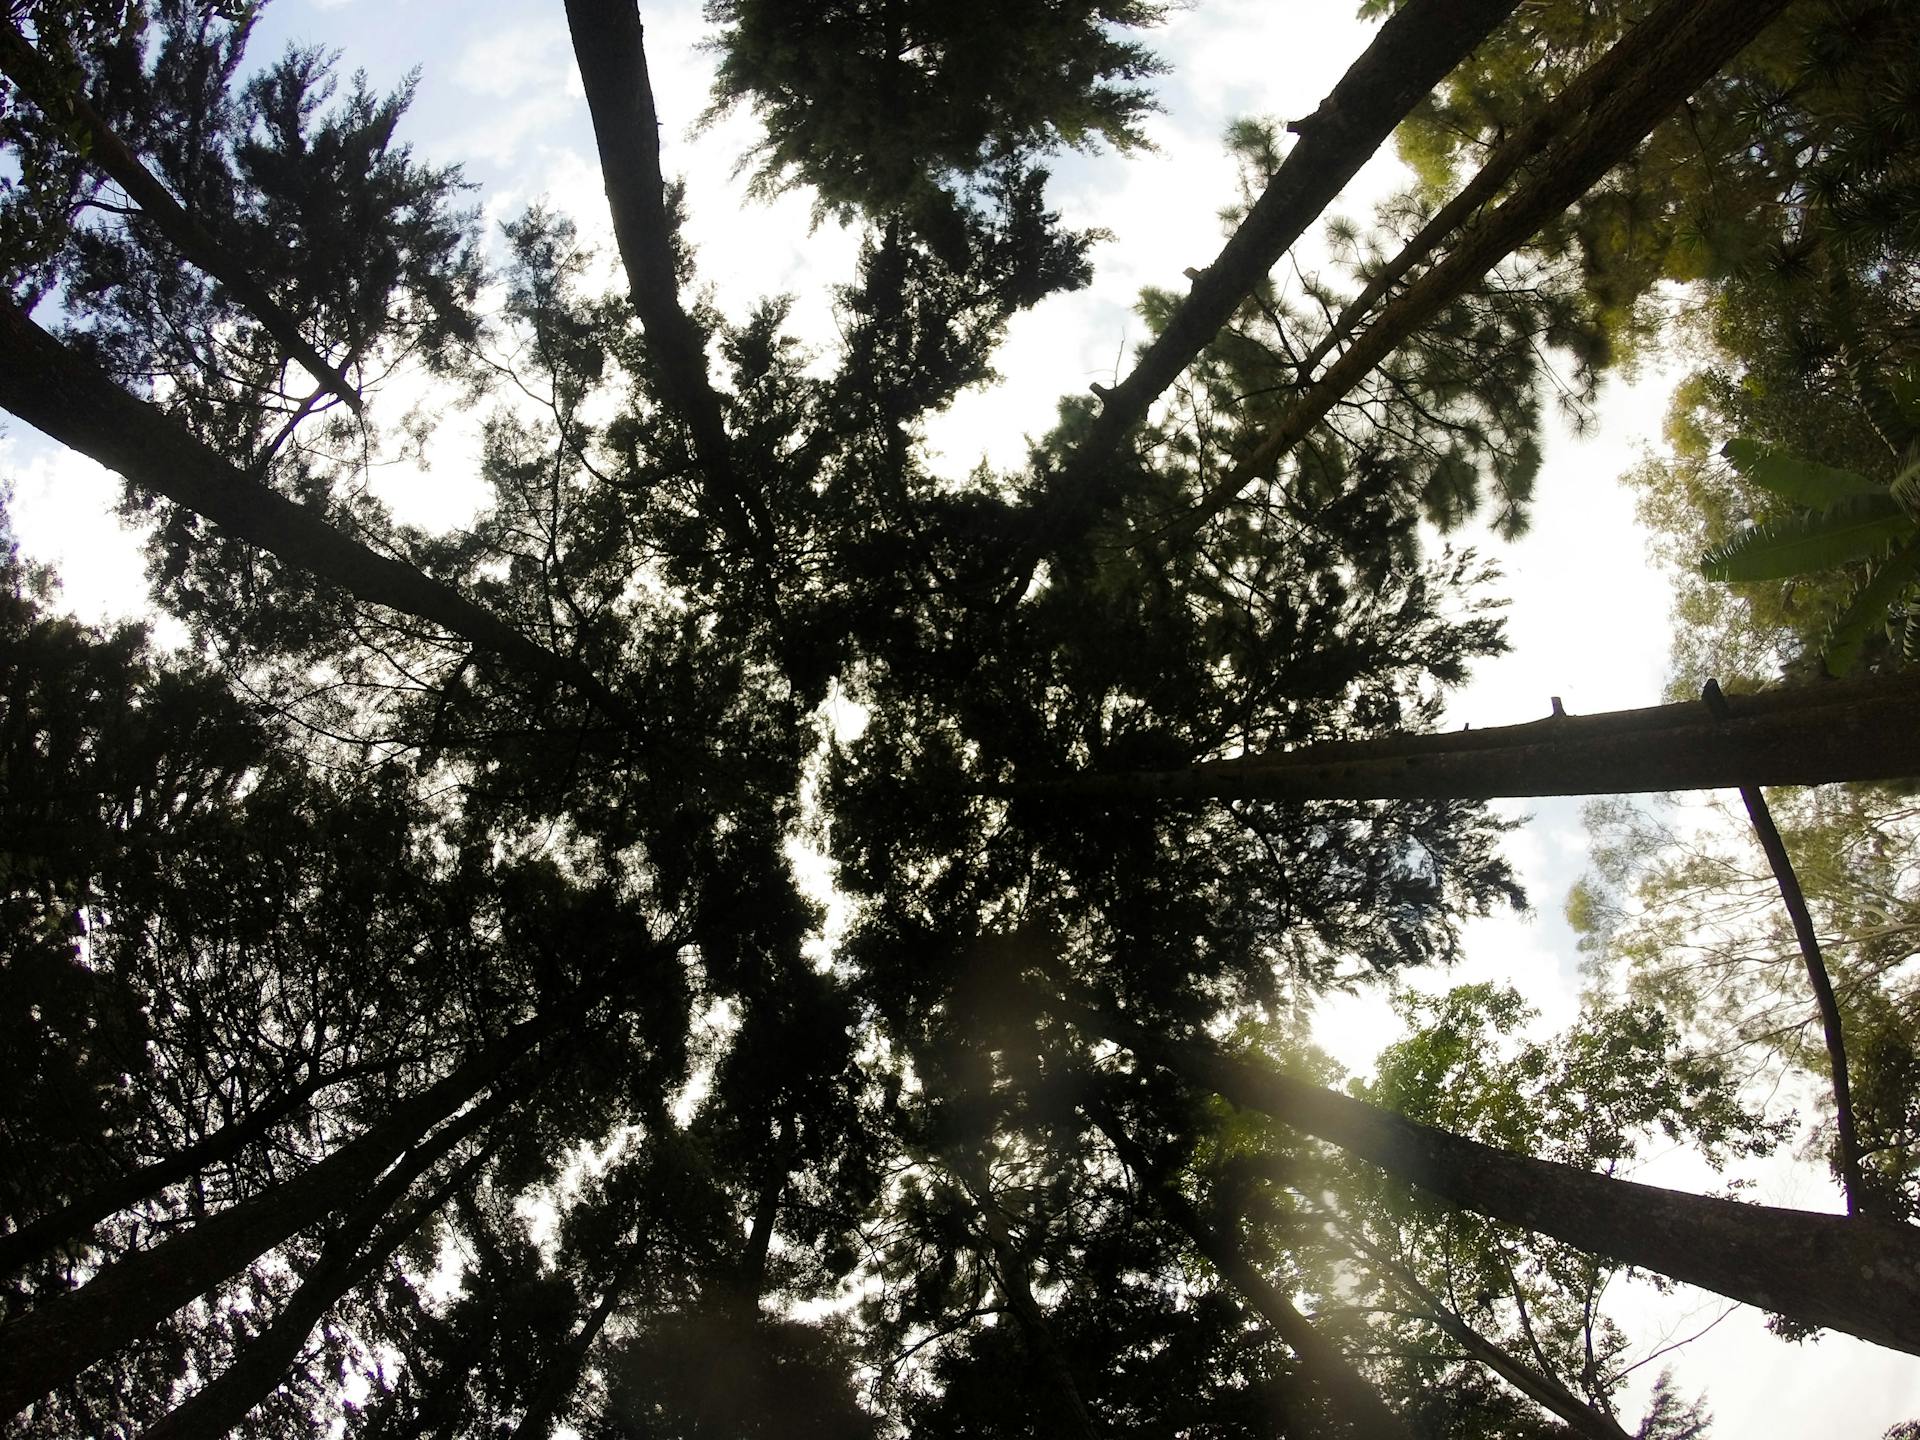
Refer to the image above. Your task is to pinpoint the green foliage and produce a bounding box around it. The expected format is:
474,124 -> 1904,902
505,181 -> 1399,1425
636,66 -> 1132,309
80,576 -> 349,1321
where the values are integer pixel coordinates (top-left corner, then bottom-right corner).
1698,443 -> 1920,674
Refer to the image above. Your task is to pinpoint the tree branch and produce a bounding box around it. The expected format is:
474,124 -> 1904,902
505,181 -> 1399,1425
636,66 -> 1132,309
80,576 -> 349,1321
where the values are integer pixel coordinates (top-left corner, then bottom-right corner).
1702,677 -> 1869,1214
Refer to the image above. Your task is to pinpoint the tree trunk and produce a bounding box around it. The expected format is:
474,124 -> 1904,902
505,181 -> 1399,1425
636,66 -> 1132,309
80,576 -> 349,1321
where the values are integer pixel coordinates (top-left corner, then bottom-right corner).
1186,0 -> 1792,527
1089,1104 -> 1411,1440
0,301 -> 638,728
1060,0 -> 1522,480
1288,0 -> 1723,386
135,1101 -> 512,1440
0,1066 -> 338,1277
509,1255 -> 640,1440
1338,1230 -> 1633,1440
1004,671 -> 1920,802
1079,1011 -> 1920,1355
0,1006 -> 567,1420
561,0 -> 773,562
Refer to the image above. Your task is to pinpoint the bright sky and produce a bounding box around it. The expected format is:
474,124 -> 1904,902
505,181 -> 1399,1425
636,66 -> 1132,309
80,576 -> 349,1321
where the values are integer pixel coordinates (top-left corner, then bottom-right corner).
5,0 -> 1916,1432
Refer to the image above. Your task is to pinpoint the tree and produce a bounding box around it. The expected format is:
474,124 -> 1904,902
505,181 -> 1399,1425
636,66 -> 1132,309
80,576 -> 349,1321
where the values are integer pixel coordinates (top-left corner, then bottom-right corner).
2,0 -> 1911,1434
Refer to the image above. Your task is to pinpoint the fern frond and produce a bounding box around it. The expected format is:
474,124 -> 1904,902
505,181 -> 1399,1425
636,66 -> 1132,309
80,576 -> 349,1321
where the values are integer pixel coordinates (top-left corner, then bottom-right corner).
1720,437 -> 1880,508
1700,494 -> 1910,582
1819,537 -> 1920,676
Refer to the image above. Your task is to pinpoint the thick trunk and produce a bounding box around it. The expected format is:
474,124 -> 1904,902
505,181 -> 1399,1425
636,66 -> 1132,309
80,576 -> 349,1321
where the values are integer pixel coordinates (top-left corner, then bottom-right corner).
0,1007 -> 564,1420
0,301 -> 636,728
1103,1024 -> 1920,1355
1063,0 -> 1522,478
135,1101 -> 511,1440
0,21 -> 363,416
1006,671 -> 1920,802
1188,0 -> 1792,527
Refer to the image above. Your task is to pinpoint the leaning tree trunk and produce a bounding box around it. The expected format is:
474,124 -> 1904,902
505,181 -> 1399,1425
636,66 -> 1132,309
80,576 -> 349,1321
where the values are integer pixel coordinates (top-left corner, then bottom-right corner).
1088,1102 -> 1412,1440
1185,0 -> 1792,528
1059,0 -> 1522,479
1003,671 -> 1920,803
0,1061 -> 373,1277
1068,1006 -> 1920,1355
136,1100 -> 512,1440
0,1003 -> 571,1421
0,301 -> 638,728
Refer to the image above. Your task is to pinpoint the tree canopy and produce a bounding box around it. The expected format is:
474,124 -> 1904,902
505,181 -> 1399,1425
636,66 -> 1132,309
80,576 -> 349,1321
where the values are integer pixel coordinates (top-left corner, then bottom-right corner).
2,0 -> 1917,1436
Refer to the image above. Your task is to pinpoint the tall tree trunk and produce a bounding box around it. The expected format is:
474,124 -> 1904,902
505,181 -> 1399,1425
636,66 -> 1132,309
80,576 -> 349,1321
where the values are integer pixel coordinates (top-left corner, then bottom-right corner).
1004,671 -> 1920,802
1337,1230 -> 1634,1440
1062,1001 -> 1920,1355
0,20 -> 364,415
0,301 -> 638,728
1184,0 -> 1792,529
1288,0 -> 1723,386
1058,0 -> 1522,481
0,1062 -> 370,1276
561,0 -> 773,563
0,1005 -> 569,1420
135,1099 -> 513,1440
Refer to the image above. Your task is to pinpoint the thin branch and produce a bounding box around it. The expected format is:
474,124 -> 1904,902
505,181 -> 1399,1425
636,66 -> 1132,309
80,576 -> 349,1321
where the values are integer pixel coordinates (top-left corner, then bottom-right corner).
1702,677 -> 1869,1214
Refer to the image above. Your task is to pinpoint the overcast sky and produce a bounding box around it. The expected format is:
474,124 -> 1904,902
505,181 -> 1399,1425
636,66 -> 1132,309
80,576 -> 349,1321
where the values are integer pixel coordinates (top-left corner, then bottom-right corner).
4,0 -> 1916,1430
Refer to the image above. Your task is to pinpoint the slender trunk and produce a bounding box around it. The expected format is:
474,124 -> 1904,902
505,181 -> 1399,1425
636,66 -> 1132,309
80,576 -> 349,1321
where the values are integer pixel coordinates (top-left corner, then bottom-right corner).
737,1112 -> 795,1304
1067,1004 -> 1920,1355
0,1064 -> 353,1276
1289,0 -> 1717,386
0,21 -> 363,415
1062,0 -> 1522,482
136,1099 -> 513,1440
560,0 -> 772,562
1089,1105 -> 1410,1440
951,1151 -> 1101,1440
1002,671 -> 1920,802
1339,1231 -> 1633,1440
1185,0 -> 1792,531
0,1006 -> 567,1420
0,300 -> 637,729
509,1256 -> 639,1440
1702,679 -> 1869,1213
